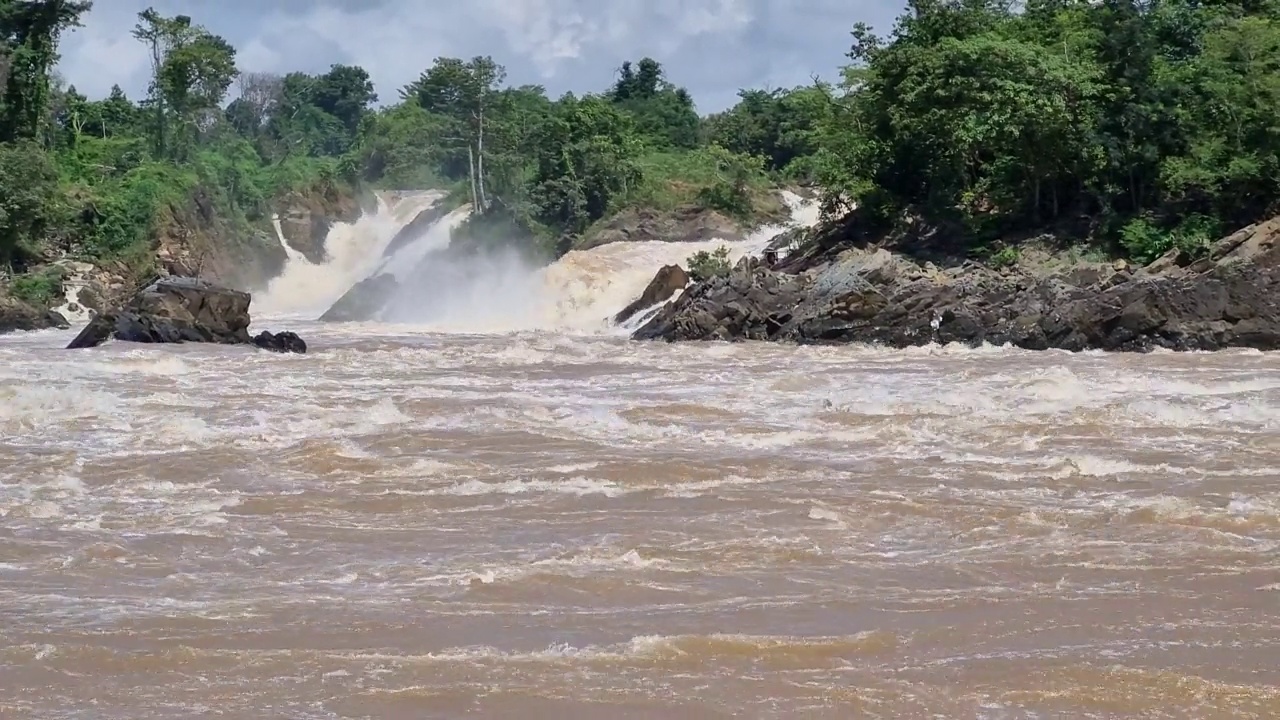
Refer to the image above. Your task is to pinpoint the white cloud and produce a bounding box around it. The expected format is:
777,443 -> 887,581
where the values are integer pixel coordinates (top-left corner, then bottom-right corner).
55,1 -> 151,96
56,0 -> 901,111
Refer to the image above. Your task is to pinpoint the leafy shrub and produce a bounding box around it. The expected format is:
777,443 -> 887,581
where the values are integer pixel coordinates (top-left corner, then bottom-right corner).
696,180 -> 753,220
10,266 -> 66,307
0,141 -> 61,267
1120,214 -> 1219,264
686,244 -> 732,281
988,245 -> 1020,269
79,162 -> 195,258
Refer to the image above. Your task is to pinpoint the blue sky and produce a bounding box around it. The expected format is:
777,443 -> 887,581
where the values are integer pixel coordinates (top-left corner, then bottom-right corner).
55,0 -> 903,113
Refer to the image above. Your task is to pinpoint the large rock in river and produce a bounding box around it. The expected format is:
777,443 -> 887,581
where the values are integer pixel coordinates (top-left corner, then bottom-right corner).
613,264 -> 689,325
634,216 -> 1280,352
66,276 -> 305,352
320,272 -> 399,322
0,295 -> 69,335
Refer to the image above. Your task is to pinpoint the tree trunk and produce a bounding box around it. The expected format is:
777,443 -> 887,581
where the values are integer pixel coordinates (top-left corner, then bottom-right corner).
147,38 -> 167,158
475,108 -> 488,212
467,143 -> 479,210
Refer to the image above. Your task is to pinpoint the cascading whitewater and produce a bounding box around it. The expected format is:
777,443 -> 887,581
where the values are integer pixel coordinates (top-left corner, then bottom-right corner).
253,190 -> 446,318
377,191 -> 821,333
258,189 -> 820,331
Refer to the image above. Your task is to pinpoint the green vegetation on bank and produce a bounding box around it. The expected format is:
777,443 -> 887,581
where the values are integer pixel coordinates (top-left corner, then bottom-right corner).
0,2 -> 361,281
686,245 -> 734,282
808,0 -> 1280,263
5,0 -> 1280,303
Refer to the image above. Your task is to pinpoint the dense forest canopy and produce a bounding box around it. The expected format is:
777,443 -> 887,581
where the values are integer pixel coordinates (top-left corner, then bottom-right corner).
3,0 -> 1280,290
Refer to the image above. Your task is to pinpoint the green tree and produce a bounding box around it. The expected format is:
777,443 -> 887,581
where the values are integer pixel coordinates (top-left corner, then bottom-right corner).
609,57 -> 701,149
529,93 -> 642,234
1159,15 -> 1280,228
0,139 -> 59,267
260,67 -> 375,158
132,7 -> 237,160
311,64 -> 377,135
705,83 -> 836,175
401,55 -> 506,211
695,144 -> 767,220
352,102 -> 454,187
0,0 -> 93,142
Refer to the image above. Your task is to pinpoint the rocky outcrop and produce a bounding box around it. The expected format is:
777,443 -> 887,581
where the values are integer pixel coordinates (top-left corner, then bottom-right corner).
275,187 -> 362,264
320,273 -> 399,322
66,276 -> 305,352
582,206 -> 747,251
634,216 -> 1280,352
146,187 -> 285,293
614,264 -> 690,325
148,183 -> 364,294
0,294 -> 68,334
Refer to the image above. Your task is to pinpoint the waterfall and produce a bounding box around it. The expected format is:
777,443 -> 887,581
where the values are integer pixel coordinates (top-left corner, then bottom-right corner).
372,190 -> 821,333
253,190 -> 446,318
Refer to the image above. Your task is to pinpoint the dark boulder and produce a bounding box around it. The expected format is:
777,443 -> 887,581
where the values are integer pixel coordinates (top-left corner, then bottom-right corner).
320,272 -> 399,322
252,330 -> 307,353
0,295 -> 69,335
614,264 -> 690,325
65,276 -> 306,351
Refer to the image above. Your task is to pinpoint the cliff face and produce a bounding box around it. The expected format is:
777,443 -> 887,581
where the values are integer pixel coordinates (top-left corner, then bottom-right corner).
580,206 -> 748,250
576,190 -> 793,251
154,182 -> 363,294
273,184 -> 364,265
0,181 -> 365,334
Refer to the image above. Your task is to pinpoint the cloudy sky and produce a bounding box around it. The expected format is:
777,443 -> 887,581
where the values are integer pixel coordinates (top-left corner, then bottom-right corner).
56,0 -> 903,113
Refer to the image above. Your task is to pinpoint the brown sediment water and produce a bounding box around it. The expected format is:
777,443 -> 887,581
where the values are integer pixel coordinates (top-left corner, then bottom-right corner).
1,322 -> 1277,719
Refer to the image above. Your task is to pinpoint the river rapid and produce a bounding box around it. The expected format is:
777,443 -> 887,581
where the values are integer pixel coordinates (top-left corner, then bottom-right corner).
1,317 -> 1278,718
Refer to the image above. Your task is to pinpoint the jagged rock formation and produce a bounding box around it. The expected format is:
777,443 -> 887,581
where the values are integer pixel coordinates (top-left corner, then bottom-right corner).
0,294 -> 68,334
66,276 -> 305,353
320,273 -> 400,322
379,199 -> 454,262
274,188 -> 363,265
634,216 -> 1280,352
581,207 -> 749,250
613,264 -> 689,325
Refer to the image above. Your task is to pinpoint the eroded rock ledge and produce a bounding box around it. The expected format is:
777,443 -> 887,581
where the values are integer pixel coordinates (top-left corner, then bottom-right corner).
632,217 -> 1280,352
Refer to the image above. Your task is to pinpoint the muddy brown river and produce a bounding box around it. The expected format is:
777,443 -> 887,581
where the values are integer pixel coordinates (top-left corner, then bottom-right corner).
1,321 -> 1278,719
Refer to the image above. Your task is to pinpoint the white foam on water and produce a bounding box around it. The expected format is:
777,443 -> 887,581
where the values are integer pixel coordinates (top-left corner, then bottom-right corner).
1,301 -> 1277,718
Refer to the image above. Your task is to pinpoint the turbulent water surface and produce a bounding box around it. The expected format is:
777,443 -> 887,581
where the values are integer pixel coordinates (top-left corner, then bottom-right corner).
2,318 -> 1278,719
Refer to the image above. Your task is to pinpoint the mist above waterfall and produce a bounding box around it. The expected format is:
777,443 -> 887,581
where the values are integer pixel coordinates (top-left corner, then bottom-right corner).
379,243 -> 547,330
257,189 -> 820,332
376,190 -> 820,333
